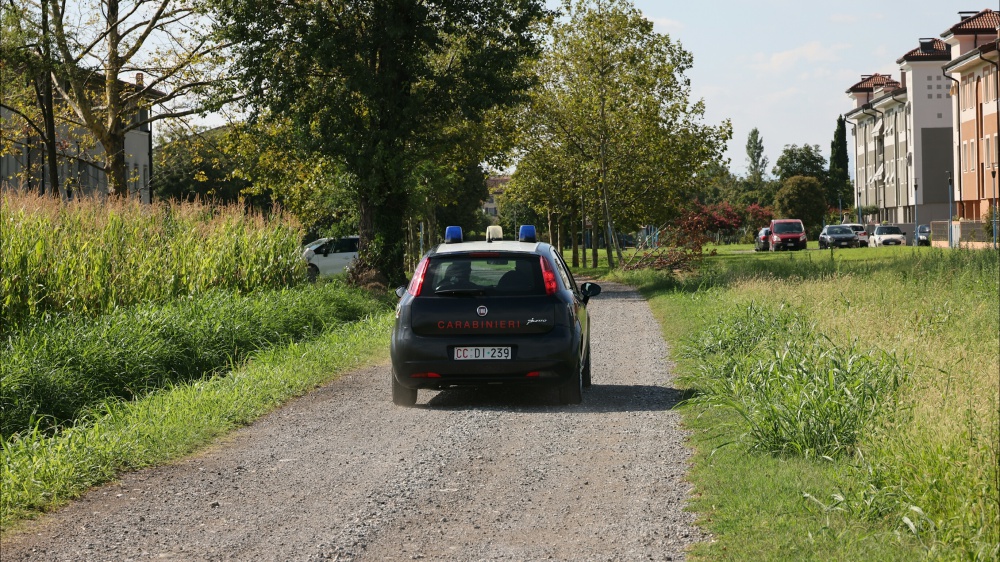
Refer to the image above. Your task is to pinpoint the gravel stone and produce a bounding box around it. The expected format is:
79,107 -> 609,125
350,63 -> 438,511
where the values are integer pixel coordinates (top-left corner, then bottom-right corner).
2,281 -> 706,560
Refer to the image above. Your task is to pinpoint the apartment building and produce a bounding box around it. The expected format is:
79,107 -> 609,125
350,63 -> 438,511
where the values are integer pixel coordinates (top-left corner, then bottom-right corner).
844,36 -> 955,226
844,74 -> 903,223
941,9 -> 1000,221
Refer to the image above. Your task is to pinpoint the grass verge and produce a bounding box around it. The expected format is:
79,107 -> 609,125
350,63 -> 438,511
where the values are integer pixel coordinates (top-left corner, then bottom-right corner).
607,247 -> 999,560
1,312 -> 392,529
1,280 -> 388,438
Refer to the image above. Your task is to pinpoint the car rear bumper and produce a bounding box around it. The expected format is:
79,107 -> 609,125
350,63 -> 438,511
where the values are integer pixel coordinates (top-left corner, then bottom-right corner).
390,328 -> 579,390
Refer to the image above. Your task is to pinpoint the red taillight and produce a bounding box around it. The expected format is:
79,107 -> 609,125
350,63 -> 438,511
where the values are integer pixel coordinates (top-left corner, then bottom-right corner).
526,371 -> 541,377
539,256 -> 558,295
407,257 -> 429,296
410,372 -> 441,378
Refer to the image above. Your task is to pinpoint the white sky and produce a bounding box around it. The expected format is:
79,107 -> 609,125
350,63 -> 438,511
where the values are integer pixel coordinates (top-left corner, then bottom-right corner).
612,1 -> 985,177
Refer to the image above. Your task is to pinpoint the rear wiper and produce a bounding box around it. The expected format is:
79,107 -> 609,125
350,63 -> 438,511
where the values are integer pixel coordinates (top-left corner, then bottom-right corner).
434,288 -> 487,296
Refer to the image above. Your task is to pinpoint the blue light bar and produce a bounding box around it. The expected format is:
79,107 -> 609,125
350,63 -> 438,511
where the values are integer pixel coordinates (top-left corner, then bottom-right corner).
444,225 -> 463,244
518,225 -> 537,243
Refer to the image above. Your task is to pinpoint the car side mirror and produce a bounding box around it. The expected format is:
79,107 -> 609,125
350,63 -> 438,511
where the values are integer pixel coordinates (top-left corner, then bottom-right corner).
580,282 -> 601,303
395,286 -> 407,299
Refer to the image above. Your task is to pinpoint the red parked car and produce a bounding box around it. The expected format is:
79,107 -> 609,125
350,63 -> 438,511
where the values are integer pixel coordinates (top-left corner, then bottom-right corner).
768,219 -> 807,251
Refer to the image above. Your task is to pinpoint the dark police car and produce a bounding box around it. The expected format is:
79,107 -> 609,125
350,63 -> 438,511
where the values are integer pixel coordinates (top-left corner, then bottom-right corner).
390,225 -> 601,406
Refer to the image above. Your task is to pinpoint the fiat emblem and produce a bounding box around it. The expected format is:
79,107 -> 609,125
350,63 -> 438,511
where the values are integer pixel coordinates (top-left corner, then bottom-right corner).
477,305 -> 488,317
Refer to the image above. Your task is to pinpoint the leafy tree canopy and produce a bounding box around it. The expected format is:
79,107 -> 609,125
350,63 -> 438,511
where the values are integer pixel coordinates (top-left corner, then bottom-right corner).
214,0 -> 548,284
773,175 -> 827,235
772,144 -> 827,184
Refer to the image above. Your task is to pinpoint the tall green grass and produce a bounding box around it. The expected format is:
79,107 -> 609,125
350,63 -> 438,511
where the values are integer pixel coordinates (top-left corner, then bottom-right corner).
610,247 -> 999,559
1,313 -> 392,528
1,191 -> 305,333
1,280 -> 388,439
684,304 -> 908,459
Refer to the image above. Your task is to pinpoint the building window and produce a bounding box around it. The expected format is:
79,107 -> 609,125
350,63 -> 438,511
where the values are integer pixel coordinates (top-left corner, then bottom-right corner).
987,137 -> 992,169
963,142 -> 968,172
928,85 -> 933,90
928,94 -> 933,99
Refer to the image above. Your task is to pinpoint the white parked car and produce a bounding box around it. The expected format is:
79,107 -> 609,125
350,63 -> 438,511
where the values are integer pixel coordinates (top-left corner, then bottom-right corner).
841,223 -> 870,247
303,236 -> 359,279
869,225 -> 906,247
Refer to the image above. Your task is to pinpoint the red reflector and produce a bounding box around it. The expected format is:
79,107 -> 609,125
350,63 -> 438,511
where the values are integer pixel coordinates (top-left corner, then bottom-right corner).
526,371 -> 541,377
407,257 -> 429,296
410,372 -> 441,378
539,256 -> 558,295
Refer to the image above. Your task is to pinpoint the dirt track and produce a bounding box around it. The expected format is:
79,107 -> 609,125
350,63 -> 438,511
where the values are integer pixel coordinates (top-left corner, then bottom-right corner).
2,282 -> 704,561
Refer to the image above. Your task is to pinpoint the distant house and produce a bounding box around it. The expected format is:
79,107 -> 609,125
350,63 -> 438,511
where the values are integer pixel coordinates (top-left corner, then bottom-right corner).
483,176 -> 510,220
1,73 -> 155,202
941,9 -> 1000,222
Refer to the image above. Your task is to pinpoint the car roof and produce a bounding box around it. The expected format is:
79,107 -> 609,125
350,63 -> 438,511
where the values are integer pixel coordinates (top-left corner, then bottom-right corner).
772,219 -> 801,222
429,240 -> 544,256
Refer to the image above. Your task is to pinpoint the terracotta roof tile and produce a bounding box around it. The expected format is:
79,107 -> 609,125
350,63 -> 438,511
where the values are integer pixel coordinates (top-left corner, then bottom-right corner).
846,74 -> 899,94
943,9 -> 1000,36
897,38 -> 951,63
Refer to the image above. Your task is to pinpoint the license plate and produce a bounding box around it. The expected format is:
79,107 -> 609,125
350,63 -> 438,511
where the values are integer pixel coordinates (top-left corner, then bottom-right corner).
838,241 -> 850,246
454,347 -> 511,360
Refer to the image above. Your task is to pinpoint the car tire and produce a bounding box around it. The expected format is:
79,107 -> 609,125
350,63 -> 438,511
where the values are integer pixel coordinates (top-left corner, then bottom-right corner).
559,361 -> 584,405
582,345 -> 592,388
391,369 -> 417,406
307,264 -> 319,282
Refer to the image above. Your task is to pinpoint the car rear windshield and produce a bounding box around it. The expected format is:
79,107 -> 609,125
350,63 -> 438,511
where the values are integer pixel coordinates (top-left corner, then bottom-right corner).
846,225 -> 866,233
425,255 -> 544,296
772,222 -> 803,234
827,226 -> 852,235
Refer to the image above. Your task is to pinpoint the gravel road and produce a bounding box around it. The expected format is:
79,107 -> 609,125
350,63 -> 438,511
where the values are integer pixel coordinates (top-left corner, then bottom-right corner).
2,281 -> 705,561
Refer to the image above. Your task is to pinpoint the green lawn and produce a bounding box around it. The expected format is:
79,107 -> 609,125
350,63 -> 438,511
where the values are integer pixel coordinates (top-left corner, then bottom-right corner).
603,246 -> 999,560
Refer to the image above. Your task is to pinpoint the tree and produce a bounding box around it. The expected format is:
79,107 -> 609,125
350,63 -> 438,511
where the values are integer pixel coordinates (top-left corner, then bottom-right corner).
827,115 -> 852,208
511,0 -> 730,268
215,0 -> 547,284
22,0 -> 233,198
1,1 -> 75,197
153,123 -> 268,208
744,127 -> 767,191
773,175 -> 827,235
772,144 -> 827,184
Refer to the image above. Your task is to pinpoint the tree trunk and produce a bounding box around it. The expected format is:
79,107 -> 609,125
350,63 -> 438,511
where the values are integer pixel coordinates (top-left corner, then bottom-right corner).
547,208 -> 554,244
38,1 -> 60,198
581,195 -> 588,268
571,205 -> 579,268
556,214 -> 562,256
105,133 -> 128,197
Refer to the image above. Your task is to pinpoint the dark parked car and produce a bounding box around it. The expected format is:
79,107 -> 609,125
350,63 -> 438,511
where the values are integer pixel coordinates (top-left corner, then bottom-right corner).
390,225 -> 601,406
916,224 -> 931,246
818,225 -> 860,249
768,219 -> 807,251
754,227 -> 771,252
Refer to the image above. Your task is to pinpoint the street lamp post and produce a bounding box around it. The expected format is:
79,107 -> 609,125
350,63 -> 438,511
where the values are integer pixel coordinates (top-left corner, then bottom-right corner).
947,171 -> 953,248
913,180 -> 919,246
992,168 -> 997,249
857,190 -> 862,224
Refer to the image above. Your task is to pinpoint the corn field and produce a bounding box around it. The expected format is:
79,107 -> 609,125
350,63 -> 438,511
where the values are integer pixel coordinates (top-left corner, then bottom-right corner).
1,191 -> 305,333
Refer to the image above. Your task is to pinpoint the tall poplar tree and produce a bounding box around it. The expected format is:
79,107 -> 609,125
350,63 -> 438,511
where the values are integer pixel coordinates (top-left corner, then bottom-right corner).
827,115 -> 851,209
